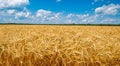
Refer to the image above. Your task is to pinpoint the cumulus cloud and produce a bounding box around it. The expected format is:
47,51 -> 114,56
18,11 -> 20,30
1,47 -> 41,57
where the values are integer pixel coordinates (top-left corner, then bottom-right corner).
0,7 -> 31,24
95,4 -> 120,15
35,9 -> 63,24
15,11 -> 30,19
0,0 -> 30,20
0,5 -> 120,24
36,9 -> 52,17
0,8 -> 120,24
0,0 -> 29,9
15,7 -> 31,19
65,13 -> 90,24
99,17 -> 120,24
7,10 -> 16,15
0,0 -> 31,24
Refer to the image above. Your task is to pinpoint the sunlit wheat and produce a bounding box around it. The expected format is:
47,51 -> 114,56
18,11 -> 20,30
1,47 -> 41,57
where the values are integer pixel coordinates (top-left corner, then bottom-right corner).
0,25 -> 120,66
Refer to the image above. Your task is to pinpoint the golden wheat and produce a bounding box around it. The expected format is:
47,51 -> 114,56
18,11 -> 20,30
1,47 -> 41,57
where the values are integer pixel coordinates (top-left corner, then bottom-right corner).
0,25 -> 120,66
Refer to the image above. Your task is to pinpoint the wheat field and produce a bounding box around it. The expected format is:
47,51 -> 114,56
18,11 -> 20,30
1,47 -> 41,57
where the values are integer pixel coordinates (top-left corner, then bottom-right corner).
0,25 -> 120,66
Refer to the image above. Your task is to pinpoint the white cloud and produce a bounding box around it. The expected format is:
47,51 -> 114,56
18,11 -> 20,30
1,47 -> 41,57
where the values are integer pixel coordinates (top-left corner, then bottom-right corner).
15,11 -> 30,19
7,10 -> 16,14
100,18 -> 120,24
36,9 -> 52,17
66,14 -> 75,18
0,0 -> 32,23
0,0 -> 119,24
0,7 -> 31,20
0,8 -> 120,24
67,13 -> 89,18
15,8 -> 31,19
35,9 -> 63,24
95,4 -> 120,15
0,0 -> 29,9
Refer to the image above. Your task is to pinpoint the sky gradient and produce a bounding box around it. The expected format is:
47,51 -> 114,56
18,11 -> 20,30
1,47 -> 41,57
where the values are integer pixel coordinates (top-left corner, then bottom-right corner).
0,0 -> 120,24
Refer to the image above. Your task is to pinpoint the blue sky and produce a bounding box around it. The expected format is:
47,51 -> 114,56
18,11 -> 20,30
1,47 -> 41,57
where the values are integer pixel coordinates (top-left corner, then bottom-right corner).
27,0 -> 119,14
0,0 -> 120,24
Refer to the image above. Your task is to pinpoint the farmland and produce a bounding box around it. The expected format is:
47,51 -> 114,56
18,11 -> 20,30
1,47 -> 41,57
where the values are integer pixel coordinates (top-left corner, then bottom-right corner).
0,25 -> 120,66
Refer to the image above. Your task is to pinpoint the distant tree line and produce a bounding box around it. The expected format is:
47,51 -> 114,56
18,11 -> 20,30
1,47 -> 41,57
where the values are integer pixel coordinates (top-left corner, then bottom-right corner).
0,23 -> 120,26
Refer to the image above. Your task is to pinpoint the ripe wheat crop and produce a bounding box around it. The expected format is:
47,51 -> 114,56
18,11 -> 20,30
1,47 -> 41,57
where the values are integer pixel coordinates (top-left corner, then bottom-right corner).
0,25 -> 120,66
